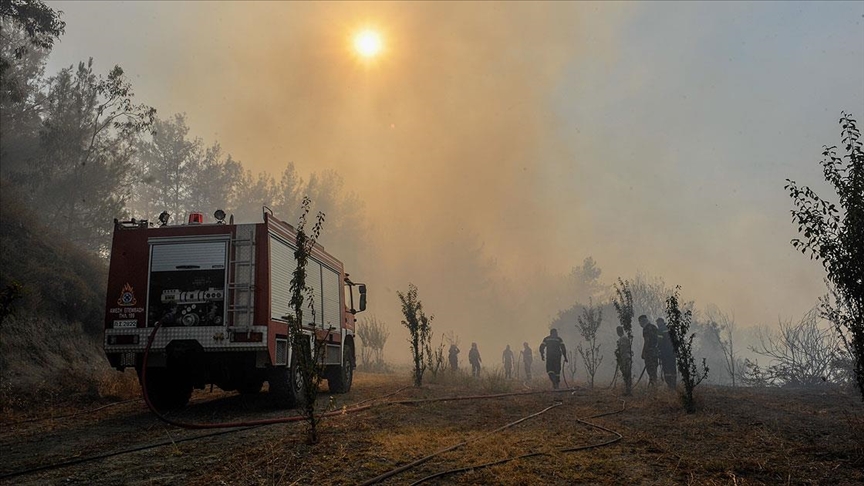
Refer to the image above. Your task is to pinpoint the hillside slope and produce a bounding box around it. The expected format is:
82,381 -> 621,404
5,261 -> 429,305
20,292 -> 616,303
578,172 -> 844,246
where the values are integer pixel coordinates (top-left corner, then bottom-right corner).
0,180 -> 115,408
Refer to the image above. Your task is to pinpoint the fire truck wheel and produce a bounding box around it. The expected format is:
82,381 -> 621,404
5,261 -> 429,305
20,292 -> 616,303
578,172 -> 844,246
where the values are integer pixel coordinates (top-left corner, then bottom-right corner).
328,344 -> 354,394
141,368 -> 192,410
268,362 -> 305,409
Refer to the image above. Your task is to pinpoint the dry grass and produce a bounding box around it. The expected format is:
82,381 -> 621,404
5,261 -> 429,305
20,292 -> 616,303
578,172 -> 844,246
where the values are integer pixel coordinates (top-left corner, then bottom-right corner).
95,368 -> 140,400
0,312 -> 119,415
4,371 -> 861,485
195,373 -> 863,486
0,371 -> 138,426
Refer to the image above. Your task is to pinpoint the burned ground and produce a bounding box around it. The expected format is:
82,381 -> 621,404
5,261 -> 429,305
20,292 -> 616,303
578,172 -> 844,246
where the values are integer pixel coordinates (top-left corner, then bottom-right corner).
1,372 -> 861,485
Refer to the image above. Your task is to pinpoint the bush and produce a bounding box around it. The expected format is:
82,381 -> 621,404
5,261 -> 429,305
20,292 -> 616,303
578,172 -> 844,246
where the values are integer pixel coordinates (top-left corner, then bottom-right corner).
397,283 -> 434,387
746,309 -> 846,387
666,287 -> 709,413
357,315 -> 390,372
612,278 -> 635,396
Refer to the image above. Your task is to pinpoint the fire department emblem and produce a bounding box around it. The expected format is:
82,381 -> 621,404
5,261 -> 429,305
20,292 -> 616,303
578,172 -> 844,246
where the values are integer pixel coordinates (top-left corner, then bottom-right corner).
118,283 -> 137,306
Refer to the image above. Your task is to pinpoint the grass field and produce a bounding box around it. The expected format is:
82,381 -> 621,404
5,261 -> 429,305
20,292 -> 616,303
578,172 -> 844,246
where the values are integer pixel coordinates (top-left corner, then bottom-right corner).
2,371 -> 862,485
198,372 -> 864,485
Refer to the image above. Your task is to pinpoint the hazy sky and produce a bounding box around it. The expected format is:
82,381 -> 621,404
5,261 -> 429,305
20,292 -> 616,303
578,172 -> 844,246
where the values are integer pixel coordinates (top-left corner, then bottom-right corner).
44,2 -> 864,355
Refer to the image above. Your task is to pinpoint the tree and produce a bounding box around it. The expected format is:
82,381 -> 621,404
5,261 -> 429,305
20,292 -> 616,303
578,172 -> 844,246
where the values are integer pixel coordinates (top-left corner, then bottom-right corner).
747,309 -> 844,387
131,113 -> 201,221
357,315 -> 389,372
612,278 -> 634,396
28,59 -> 155,252
286,196 -> 326,444
232,170 -> 281,223
567,256 -> 604,302
666,287 -> 709,413
785,112 -> 864,401
397,283 -> 434,387
427,333 -> 446,379
576,298 -> 604,388
631,271 -> 673,321
303,169 -> 368,268
0,20 -> 48,179
184,142 -> 244,217
0,0 -> 64,83
272,162 -> 304,223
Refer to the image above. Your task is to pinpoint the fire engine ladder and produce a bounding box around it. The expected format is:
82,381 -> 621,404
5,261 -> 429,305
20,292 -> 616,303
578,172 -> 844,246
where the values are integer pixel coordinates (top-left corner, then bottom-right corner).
228,225 -> 256,332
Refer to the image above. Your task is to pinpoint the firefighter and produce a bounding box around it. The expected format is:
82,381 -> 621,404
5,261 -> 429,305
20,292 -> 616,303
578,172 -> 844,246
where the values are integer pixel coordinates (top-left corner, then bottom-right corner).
448,343 -> 460,372
468,343 -> 482,377
615,326 -> 631,381
502,344 -> 514,379
638,315 -> 659,387
656,318 -> 677,389
539,329 -> 568,389
522,342 -> 533,380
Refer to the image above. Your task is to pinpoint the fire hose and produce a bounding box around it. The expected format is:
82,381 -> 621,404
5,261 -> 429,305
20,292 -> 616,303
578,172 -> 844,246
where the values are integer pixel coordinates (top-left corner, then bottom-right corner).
634,365 -> 647,387
561,358 -> 572,389
358,402 -> 565,486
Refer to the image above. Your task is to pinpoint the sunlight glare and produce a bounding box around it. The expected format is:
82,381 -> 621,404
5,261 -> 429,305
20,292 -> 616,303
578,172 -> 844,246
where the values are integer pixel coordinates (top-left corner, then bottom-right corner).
354,29 -> 383,58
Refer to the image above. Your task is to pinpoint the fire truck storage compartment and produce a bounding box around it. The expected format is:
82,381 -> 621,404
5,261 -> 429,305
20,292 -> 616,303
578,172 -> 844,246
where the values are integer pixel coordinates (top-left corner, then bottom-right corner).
148,237 -> 229,328
269,233 -> 343,365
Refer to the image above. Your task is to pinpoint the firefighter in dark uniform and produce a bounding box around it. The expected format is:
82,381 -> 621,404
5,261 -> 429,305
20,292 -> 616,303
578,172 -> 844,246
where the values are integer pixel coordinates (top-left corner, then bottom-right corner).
638,315 -> 659,386
468,343 -> 482,377
448,343 -> 460,372
522,342 -> 533,380
502,345 -> 514,379
539,328 -> 568,389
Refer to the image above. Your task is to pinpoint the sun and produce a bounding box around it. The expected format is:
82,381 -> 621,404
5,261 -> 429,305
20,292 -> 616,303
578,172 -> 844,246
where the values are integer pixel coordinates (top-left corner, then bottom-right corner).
353,29 -> 383,59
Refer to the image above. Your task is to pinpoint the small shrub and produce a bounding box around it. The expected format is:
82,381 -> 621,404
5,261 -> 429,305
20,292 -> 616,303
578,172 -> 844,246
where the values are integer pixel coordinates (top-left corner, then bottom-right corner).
357,315 -> 390,372
612,278 -> 635,396
576,298 -> 604,388
397,283 -> 434,387
288,196 -> 326,444
665,287 -> 709,413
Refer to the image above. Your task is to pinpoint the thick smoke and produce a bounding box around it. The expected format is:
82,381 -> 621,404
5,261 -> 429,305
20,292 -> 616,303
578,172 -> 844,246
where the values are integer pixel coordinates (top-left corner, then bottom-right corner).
156,2 -> 637,360
46,2 -> 857,363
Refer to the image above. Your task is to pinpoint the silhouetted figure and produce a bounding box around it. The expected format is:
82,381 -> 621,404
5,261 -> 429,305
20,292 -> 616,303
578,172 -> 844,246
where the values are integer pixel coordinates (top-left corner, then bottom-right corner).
539,328 -> 568,389
448,344 -> 460,372
639,315 -> 659,387
502,345 -> 514,379
522,342 -> 533,380
656,318 -> 677,389
468,343 -> 482,377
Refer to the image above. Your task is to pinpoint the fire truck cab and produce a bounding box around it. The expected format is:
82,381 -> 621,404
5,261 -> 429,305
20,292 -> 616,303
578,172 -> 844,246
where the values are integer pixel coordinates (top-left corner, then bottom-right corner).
103,209 -> 366,409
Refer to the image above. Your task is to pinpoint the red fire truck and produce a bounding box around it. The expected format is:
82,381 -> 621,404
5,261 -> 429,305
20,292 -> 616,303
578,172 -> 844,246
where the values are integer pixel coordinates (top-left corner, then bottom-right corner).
103,209 -> 366,409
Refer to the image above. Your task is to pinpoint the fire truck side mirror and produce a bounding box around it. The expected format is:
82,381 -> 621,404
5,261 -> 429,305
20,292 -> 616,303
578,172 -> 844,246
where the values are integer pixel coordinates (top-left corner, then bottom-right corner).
358,284 -> 367,312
